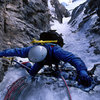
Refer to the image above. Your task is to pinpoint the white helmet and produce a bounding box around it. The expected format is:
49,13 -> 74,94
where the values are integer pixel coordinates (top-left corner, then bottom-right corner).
28,46 -> 47,63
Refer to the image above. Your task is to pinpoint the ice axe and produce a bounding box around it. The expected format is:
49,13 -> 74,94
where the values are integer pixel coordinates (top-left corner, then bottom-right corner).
13,59 -> 31,71
2,57 -> 31,71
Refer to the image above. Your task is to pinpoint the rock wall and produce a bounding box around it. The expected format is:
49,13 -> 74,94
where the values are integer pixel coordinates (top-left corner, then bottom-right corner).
0,0 -> 50,49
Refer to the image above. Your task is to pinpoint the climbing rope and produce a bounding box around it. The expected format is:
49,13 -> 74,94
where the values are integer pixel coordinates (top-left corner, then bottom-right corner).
4,77 -> 27,100
60,75 -> 72,100
2,57 -> 72,100
59,69 -> 72,100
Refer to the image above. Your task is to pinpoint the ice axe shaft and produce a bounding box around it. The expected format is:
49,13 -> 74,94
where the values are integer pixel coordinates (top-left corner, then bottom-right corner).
13,60 -> 31,71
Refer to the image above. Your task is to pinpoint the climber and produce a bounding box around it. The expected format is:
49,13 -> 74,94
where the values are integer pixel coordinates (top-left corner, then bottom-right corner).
0,30 -> 92,87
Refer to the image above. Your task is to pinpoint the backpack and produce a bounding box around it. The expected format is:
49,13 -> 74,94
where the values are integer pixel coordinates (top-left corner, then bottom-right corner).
40,30 -> 64,47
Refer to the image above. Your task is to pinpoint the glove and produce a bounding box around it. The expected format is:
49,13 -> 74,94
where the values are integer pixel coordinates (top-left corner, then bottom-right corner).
78,70 -> 92,87
53,71 -> 61,78
21,62 -> 32,72
53,71 -> 68,78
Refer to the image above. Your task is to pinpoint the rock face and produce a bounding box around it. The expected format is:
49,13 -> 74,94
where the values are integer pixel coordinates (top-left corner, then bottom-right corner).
0,0 -> 50,49
0,61 -> 4,82
0,58 -> 10,82
68,0 -> 100,55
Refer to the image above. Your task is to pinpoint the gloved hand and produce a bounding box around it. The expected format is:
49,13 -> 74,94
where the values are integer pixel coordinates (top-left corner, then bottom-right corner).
53,70 -> 61,78
78,70 -> 92,87
21,62 -> 32,72
53,70 -> 68,78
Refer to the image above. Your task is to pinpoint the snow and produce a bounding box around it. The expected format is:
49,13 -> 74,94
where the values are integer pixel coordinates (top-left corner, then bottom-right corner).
0,67 -> 28,100
51,0 -> 100,70
59,0 -> 72,4
0,0 -> 100,100
50,0 -> 100,100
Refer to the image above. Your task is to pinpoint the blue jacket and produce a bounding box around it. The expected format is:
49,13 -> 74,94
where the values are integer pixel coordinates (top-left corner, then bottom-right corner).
0,44 -> 87,77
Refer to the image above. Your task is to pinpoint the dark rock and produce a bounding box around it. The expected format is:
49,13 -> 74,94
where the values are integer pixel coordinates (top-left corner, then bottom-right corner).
68,2 -> 86,25
85,0 -> 100,21
0,61 -> 4,82
0,58 -> 15,82
84,0 -> 96,14
94,47 -> 100,55
2,58 -> 11,71
0,0 -> 50,49
23,0 -> 28,5
96,0 -> 100,19
89,23 -> 100,34
0,58 -> 10,82
51,0 -> 70,23
0,0 -> 4,3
